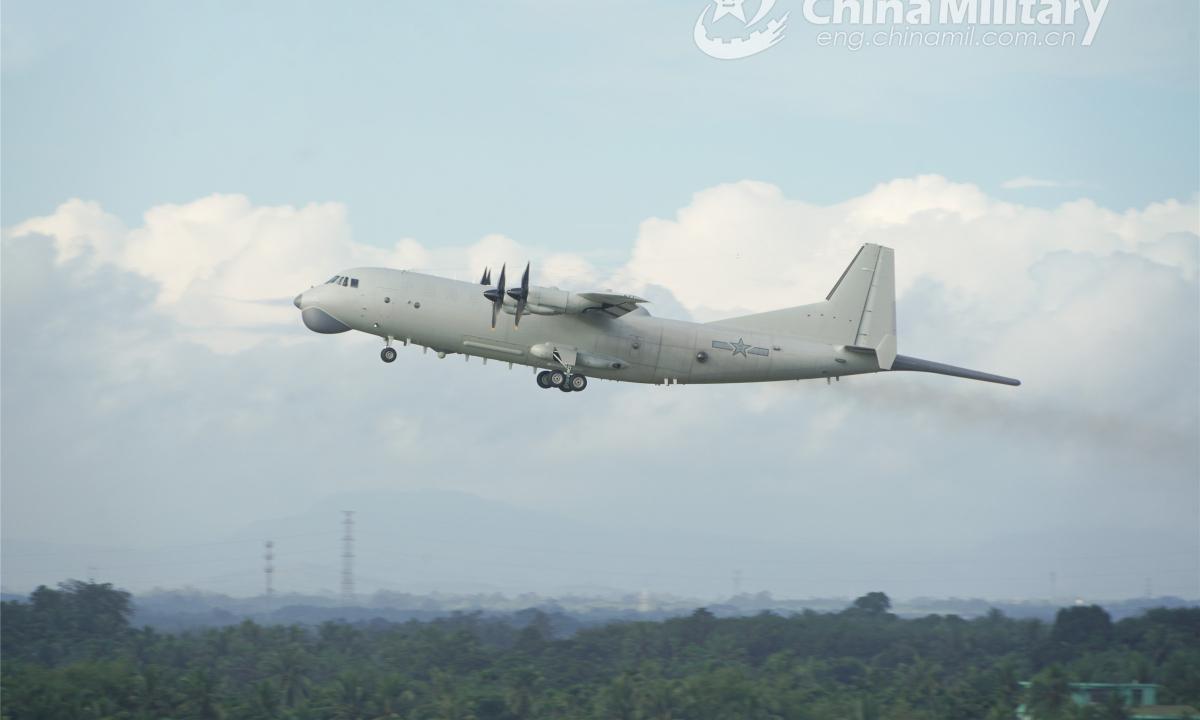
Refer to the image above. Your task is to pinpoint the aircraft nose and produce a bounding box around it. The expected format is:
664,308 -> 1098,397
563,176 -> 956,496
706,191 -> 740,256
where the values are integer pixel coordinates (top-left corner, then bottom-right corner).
294,293 -> 303,309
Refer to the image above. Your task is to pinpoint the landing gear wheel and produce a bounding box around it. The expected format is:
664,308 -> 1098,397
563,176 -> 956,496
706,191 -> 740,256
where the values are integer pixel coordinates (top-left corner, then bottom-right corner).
548,370 -> 567,388
568,375 -> 587,392
559,383 -> 573,393
536,371 -> 554,389
381,347 -> 397,363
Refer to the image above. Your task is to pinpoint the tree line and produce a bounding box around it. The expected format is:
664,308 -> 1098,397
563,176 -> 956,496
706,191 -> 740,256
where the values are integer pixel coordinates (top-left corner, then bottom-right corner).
2,582 -> 1197,719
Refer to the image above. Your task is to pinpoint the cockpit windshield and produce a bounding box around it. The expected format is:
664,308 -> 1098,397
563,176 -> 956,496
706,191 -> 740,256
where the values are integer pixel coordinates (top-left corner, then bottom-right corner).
327,276 -> 341,284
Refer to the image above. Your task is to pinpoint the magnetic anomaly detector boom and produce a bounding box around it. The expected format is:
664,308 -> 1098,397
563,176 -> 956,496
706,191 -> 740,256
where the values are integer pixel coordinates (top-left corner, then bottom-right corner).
294,244 -> 1020,392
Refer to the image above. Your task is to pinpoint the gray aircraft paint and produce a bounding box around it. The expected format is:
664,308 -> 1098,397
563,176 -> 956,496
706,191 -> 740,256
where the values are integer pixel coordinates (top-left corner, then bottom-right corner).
294,244 -> 1020,388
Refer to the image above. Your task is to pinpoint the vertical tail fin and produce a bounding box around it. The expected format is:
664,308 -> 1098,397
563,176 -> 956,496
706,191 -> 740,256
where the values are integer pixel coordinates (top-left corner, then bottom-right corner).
708,244 -> 897,365
848,245 -> 896,369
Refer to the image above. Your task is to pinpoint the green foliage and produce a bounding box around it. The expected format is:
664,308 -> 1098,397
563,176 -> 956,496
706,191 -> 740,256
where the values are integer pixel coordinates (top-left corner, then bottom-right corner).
1051,606 -> 1115,653
1,585 -> 1195,720
1,580 -> 133,666
853,592 -> 892,616
1026,664 -> 1073,719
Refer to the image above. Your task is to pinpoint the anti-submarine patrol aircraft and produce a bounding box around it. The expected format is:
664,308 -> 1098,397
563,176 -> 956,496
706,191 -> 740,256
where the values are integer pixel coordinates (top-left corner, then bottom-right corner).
293,244 -> 1020,392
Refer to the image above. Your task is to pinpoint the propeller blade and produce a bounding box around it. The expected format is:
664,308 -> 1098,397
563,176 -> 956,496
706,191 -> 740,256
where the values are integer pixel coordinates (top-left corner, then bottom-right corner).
514,261 -> 530,328
479,267 -> 491,285
491,264 -> 506,329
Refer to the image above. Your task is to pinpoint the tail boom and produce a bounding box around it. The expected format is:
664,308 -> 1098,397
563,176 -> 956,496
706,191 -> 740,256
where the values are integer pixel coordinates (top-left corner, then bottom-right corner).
889,355 -> 1020,386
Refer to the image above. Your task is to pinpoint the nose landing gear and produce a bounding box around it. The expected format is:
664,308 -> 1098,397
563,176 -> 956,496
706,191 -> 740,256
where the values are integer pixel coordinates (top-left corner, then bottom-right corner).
538,370 -> 587,392
381,347 -> 397,363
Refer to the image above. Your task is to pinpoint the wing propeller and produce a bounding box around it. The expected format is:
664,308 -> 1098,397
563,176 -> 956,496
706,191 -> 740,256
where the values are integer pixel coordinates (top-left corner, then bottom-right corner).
508,262 -> 531,328
481,263 -> 506,329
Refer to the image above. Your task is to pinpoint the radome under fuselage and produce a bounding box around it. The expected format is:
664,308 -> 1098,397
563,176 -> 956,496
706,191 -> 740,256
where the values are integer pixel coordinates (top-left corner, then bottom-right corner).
294,268 -> 878,385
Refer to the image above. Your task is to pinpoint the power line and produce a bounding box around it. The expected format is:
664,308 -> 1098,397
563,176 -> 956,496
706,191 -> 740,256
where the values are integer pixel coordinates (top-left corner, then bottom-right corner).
2,531 -> 340,558
352,529 -> 1197,568
0,546 -> 339,574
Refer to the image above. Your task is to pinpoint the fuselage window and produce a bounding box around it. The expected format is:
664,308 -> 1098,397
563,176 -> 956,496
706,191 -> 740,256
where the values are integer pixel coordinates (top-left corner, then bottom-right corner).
350,278 -> 359,288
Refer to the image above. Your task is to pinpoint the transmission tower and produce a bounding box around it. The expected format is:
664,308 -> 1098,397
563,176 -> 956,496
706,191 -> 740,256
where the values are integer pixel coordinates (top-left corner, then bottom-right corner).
341,511 -> 355,606
264,541 -> 274,624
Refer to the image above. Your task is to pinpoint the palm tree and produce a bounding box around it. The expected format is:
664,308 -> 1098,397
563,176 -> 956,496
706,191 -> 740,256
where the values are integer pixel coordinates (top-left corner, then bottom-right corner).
82,697 -> 125,720
1026,664 -> 1075,720
637,678 -> 682,720
425,671 -> 477,720
426,693 -> 477,720
182,668 -> 221,720
1098,691 -> 1130,720
370,674 -> 416,720
273,644 -> 311,708
327,671 -> 371,720
244,680 -> 282,719
132,666 -> 177,718
504,666 -> 541,720
596,675 -> 636,720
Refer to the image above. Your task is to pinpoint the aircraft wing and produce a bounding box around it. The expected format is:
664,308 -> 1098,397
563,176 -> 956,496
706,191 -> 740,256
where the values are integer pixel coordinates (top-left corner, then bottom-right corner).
576,292 -> 649,318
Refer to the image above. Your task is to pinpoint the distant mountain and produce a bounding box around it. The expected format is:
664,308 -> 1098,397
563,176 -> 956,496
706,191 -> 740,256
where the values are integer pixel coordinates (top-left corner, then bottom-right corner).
4,488 -> 1196,602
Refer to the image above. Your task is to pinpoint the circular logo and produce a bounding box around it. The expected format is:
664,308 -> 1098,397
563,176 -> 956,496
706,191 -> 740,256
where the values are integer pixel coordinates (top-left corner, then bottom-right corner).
694,0 -> 789,60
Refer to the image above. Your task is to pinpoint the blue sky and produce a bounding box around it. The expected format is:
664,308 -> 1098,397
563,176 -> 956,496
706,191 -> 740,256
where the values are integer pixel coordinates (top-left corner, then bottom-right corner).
4,1 -> 1196,251
2,1 -> 1197,600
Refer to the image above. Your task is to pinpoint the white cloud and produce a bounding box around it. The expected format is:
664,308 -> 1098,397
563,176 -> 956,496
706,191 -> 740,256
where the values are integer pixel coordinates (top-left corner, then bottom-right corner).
610,176 -> 1196,323
4,197 -> 603,351
4,179 -> 1197,465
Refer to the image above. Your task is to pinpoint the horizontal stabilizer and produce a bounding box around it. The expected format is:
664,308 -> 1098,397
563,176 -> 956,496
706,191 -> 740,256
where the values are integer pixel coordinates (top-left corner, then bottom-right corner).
844,335 -> 897,370
889,355 -> 1020,386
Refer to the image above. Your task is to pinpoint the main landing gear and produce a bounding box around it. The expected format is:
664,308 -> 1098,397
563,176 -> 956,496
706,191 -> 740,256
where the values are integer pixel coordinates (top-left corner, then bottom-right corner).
537,370 -> 587,392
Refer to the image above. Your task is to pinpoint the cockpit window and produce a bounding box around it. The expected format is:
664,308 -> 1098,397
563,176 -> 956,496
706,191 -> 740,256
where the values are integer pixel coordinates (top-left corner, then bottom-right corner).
350,278 -> 359,288
341,277 -> 349,286
327,276 -> 340,284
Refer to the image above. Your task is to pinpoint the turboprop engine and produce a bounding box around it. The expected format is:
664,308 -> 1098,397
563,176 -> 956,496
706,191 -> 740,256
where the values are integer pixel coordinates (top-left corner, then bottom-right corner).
481,262 -> 648,328
530,343 -> 628,370
502,286 -> 591,316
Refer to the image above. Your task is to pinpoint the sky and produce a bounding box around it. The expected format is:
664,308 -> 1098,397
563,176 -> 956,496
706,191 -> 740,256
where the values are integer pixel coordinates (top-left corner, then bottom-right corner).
2,0 -> 1197,601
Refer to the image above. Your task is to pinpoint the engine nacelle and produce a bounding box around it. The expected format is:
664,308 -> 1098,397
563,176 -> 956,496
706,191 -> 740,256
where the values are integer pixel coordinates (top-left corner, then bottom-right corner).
501,286 -> 595,316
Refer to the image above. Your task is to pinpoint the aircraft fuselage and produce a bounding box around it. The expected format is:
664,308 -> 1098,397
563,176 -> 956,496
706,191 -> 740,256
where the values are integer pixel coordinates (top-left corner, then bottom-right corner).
294,267 -> 879,385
